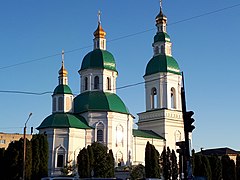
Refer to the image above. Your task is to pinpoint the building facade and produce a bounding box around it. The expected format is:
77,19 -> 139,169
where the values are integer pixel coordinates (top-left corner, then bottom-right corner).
0,132 -> 32,149
37,5 -> 185,176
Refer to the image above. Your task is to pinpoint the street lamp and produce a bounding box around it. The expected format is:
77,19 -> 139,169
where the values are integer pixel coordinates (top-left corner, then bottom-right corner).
23,113 -> 32,180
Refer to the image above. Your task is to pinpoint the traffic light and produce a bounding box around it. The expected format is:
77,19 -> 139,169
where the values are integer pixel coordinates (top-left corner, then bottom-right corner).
176,141 -> 185,155
184,111 -> 195,132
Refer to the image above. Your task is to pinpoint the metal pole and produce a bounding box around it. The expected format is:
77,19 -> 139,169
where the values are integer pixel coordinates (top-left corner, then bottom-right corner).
181,72 -> 193,180
23,113 -> 32,180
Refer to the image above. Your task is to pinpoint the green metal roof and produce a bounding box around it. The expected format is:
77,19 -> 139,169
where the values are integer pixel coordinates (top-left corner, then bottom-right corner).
80,49 -> 117,72
133,129 -> 165,140
37,113 -> 91,129
154,32 -> 170,43
74,91 -> 130,114
53,84 -> 72,95
145,54 -> 181,76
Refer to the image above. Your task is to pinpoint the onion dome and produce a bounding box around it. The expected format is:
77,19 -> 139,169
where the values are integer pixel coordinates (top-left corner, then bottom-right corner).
145,54 -> 180,76
80,49 -> 117,72
37,113 -> 91,129
59,51 -> 68,77
74,91 -> 130,114
59,61 -> 68,77
154,32 -> 170,43
94,23 -> 106,39
53,84 -> 72,95
156,9 -> 167,21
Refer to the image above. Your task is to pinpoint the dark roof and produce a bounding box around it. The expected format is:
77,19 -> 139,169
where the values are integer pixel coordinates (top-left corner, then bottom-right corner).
133,129 -> 165,140
199,147 -> 239,156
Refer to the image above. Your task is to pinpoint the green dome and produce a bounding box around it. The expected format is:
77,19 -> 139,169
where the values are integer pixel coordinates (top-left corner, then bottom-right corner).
80,49 -> 117,72
74,91 -> 130,114
154,32 -> 170,43
53,84 -> 72,95
145,54 -> 181,76
37,113 -> 91,129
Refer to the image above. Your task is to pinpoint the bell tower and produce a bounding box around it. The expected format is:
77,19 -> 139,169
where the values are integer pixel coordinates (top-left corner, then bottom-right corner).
138,3 -> 184,151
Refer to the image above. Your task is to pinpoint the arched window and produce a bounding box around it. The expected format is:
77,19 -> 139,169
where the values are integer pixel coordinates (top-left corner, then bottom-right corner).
58,97 -> 63,111
53,97 -> 56,112
84,77 -> 88,90
116,151 -> 123,167
154,46 -> 159,55
96,122 -> 104,143
116,125 -> 123,147
107,77 -> 111,90
151,87 -> 157,109
56,146 -> 65,168
161,45 -> 165,54
171,87 -> 176,109
175,130 -> 181,142
94,76 -> 99,89
66,97 -> 71,110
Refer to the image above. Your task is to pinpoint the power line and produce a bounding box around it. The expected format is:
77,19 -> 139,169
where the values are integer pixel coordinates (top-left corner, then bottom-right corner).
0,3 -> 240,71
0,74 -> 174,95
0,90 -> 52,95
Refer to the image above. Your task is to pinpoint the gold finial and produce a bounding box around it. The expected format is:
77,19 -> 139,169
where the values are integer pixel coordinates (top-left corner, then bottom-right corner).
59,49 -> 67,77
94,10 -> 106,38
98,10 -> 101,24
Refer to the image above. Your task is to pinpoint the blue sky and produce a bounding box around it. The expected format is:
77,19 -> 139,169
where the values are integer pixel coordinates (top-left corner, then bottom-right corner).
0,0 -> 240,151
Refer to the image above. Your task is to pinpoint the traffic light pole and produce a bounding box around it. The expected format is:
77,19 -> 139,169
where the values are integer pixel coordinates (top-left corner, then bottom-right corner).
181,72 -> 193,180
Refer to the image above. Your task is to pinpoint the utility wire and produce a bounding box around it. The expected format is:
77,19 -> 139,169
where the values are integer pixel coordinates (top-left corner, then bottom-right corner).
0,3 -> 239,71
0,74 -> 174,95
0,90 -> 52,95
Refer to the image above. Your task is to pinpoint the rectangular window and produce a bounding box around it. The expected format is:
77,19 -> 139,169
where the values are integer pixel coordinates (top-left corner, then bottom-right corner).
0,139 -> 6,144
57,154 -> 64,167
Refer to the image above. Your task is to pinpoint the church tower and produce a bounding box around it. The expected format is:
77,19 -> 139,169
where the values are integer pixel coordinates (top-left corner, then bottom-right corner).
138,4 -> 184,151
52,50 -> 73,113
38,52 -> 91,176
74,12 -> 133,166
78,12 -> 117,94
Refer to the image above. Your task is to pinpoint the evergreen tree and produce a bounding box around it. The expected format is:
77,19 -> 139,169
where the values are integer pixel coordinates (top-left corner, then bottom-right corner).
145,142 -> 160,178
38,134 -> 48,178
25,139 -> 32,180
87,145 -> 94,176
222,155 -> 236,180
145,141 -> 151,178
208,155 -> 222,180
193,154 -> 211,179
201,155 -> 212,180
236,155 -> 240,180
166,147 -> 172,180
0,148 -> 6,179
171,150 -> 178,180
229,159 -> 236,180
77,147 -> 90,178
91,142 -> 109,178
193,154 -> 202,176
107,149 -> 115,177
4,140 -> 23,180
130,164 -> 145,180
31,135 -> 40,180
161,146 -> 173,179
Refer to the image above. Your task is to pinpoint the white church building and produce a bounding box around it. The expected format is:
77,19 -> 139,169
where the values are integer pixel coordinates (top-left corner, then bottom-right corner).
37,5 -> 185,176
